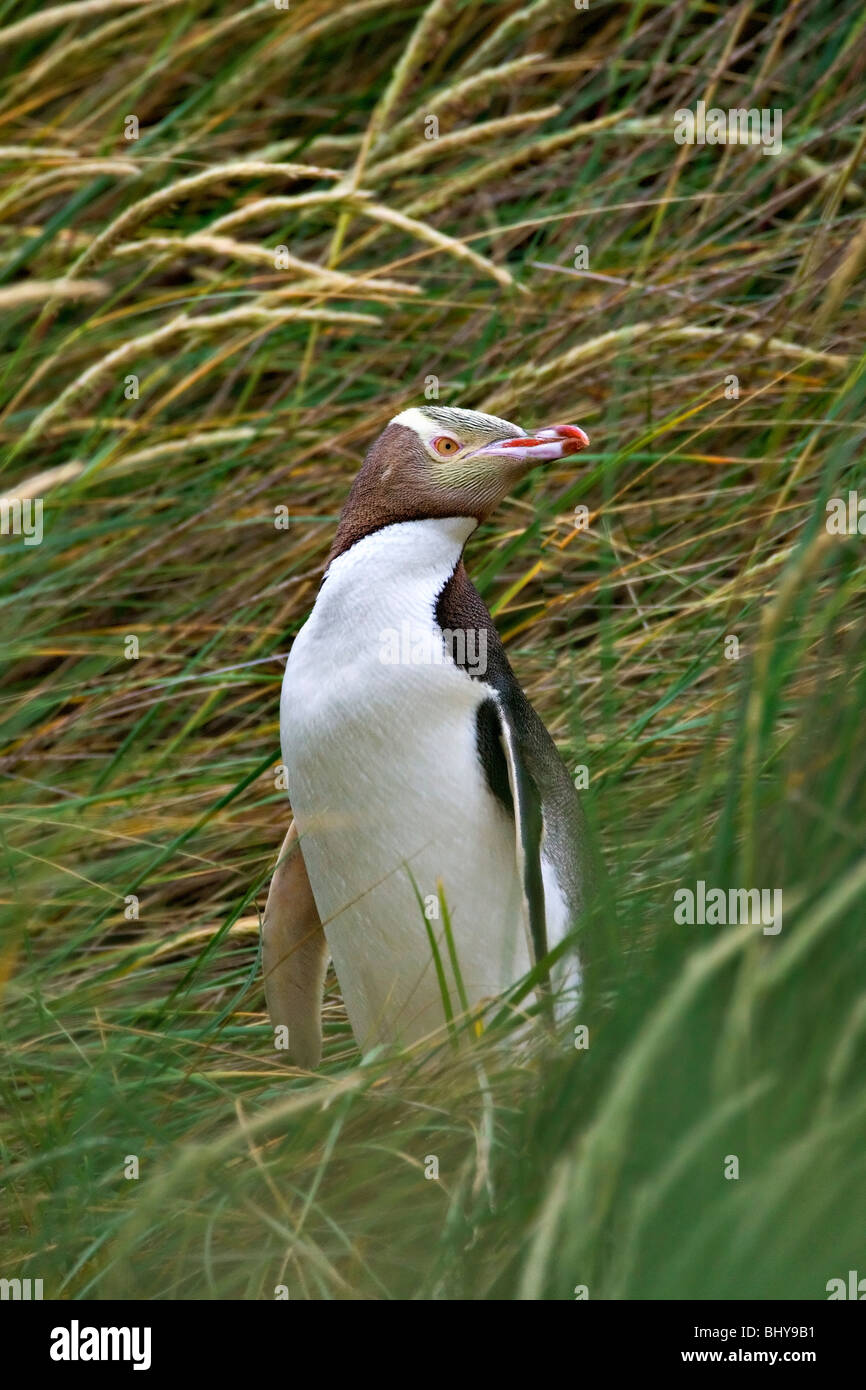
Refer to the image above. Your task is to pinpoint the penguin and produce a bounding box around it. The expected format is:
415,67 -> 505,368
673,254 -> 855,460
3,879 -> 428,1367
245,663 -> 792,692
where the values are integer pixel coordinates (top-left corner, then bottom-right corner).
262,405 -> 592,1068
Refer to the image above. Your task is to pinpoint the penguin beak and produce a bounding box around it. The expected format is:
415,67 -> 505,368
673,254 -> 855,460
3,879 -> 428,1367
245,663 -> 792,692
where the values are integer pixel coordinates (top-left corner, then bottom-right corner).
468,423 -> 590,462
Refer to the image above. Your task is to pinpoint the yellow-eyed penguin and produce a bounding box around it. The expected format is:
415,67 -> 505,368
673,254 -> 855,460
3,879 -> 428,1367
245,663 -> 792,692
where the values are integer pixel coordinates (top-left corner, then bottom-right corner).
262,406 -> 591,1067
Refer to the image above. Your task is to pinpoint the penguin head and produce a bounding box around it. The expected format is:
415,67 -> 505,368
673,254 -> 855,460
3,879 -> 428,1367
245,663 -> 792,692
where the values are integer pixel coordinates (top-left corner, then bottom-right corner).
330,405 -> 589,559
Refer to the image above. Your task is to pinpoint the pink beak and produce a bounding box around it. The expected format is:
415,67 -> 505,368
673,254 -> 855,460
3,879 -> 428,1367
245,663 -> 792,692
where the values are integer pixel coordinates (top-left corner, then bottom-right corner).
471,423 -> 590,462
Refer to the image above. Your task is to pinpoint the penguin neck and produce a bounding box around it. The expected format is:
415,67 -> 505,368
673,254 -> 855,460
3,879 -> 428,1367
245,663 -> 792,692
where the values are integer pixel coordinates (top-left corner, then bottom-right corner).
319,516 -> 477,616
328,459 -> 481,565
325,515 -> 477,581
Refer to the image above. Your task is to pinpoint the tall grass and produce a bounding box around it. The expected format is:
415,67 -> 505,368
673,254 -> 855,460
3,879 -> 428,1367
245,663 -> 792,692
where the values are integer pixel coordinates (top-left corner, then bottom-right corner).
1,0 -> 864,1299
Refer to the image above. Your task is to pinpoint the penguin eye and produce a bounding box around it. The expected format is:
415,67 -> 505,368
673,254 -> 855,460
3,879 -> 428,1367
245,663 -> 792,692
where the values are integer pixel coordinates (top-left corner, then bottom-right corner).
432,436 -> 461,456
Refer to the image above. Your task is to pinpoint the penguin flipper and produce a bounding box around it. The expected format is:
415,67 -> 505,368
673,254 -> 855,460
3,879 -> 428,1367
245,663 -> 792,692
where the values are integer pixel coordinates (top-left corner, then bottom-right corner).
435,560 -> 588,975
262,820 -> 328,1069
495,682 -> 593,991
495,705 -> 549,975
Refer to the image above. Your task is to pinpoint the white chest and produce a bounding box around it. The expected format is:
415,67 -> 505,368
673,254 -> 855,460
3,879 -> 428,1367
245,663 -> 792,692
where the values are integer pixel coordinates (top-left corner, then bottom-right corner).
282,517 -> 479,755
279,518 -> 528,1049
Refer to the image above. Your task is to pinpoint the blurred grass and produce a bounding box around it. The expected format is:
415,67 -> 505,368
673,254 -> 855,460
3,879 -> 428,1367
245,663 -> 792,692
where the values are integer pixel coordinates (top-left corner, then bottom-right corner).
0,0 -> 865,1300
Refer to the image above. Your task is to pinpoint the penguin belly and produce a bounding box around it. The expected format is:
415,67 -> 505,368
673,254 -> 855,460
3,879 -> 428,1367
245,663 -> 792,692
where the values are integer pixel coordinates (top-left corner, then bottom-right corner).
280,519 -> 529,1052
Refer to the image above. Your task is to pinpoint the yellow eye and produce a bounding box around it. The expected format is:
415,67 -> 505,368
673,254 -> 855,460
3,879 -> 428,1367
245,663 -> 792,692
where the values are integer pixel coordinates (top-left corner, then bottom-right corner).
432,436 -> 460,456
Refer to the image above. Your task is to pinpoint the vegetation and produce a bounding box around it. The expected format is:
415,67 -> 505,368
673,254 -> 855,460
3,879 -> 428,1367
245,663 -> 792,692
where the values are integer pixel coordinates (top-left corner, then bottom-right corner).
1,0 -> 864,1299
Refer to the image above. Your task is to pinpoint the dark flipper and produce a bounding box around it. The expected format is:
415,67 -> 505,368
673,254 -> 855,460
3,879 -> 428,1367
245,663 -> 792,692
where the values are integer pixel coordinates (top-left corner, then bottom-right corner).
437,562 -> 590,973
